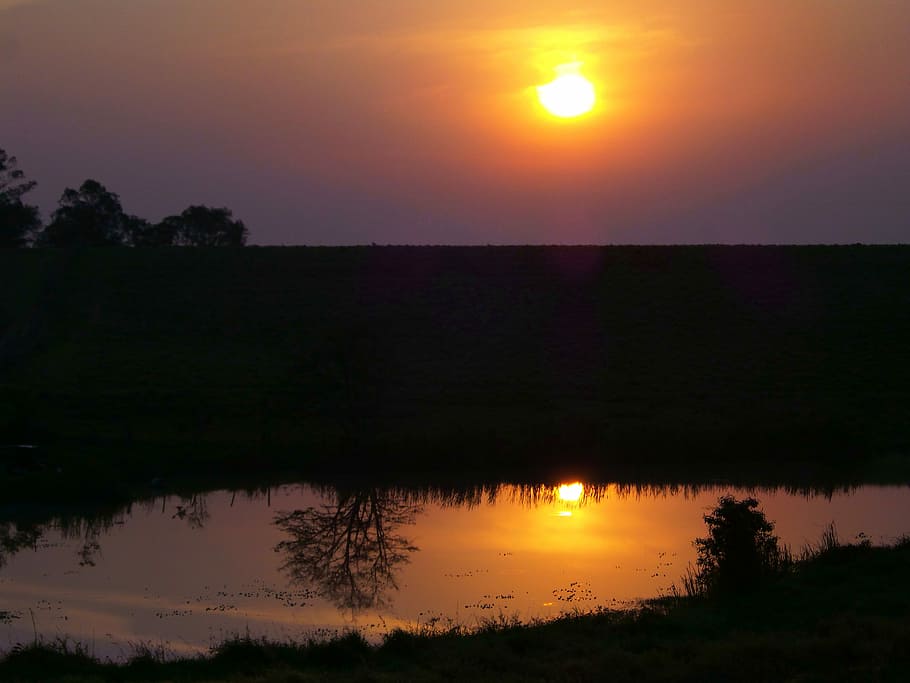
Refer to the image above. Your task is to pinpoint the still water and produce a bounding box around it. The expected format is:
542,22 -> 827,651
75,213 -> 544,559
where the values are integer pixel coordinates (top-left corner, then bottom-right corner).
2,483 -> 909,659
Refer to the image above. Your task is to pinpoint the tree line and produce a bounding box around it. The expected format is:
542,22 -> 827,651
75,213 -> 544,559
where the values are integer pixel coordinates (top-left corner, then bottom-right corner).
0,147 -> 247,248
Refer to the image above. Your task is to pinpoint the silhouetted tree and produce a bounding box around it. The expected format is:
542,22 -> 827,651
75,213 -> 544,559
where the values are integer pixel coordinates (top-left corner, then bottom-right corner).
124,215 -> 154,246
0,201 -> 41,248
0,149 -> 36,203
274,489 -> 421,612
131,218 -> 177,247
160,205 -> 248,247
34,180 -> 137,247
0,148 -> 41,247
691,496 -> 791,595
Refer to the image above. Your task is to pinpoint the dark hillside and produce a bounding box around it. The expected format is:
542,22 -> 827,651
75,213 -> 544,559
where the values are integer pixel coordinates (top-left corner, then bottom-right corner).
1,246 -> 908,478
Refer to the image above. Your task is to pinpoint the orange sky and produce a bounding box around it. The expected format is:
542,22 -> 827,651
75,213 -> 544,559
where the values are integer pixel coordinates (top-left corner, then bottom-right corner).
1,0 -> 908,243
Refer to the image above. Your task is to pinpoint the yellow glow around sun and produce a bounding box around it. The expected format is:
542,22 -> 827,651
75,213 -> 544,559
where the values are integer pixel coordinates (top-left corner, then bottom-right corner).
537,63 -> 596,119
557,482 -> 584,502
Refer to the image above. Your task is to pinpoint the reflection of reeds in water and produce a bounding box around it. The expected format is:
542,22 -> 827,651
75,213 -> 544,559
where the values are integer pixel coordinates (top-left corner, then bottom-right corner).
306,480 -> 869,510
0,477 -> 883,572
0,477 -> 874,532
0,512 -> 122,570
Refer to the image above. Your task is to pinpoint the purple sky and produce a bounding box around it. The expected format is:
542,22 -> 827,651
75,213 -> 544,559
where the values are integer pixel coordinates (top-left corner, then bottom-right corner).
2,0 -> 909,244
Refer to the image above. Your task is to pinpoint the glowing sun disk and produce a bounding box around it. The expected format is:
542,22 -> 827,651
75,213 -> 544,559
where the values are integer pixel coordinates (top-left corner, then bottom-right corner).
537,67 -> 596,118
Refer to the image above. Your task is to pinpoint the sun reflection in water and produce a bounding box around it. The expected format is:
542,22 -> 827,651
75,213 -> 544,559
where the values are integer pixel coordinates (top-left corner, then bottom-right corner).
557,482 -> 584,502
554,482 -> 584,518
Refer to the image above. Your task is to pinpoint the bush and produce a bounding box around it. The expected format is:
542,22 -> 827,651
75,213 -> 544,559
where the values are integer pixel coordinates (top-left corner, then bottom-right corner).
689,495 -> 791,596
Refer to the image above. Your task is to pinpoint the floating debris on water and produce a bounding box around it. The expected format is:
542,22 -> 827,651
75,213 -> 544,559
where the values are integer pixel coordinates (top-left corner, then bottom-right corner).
552,582 -> 596,602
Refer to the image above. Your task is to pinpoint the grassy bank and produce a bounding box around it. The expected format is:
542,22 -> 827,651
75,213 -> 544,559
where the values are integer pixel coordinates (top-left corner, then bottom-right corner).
3,536 -> 909,682
2,246 -> 910,486
2,441 -> 909,511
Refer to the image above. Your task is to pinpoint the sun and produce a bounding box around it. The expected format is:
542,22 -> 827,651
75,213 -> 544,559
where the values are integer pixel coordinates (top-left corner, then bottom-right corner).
536,63 -> 596,119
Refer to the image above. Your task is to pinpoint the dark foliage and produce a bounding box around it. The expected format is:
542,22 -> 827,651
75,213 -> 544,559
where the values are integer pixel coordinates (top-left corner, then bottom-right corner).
34,180 -> 139,247
156,205 -> 248,246
130,218 -> 177,247
691,496 -> 791,595
0,148 -> 36,203
2,150 -> 249,248
0,148 -> 41,248
124,216 -> 155,246
0,201 -> 40,248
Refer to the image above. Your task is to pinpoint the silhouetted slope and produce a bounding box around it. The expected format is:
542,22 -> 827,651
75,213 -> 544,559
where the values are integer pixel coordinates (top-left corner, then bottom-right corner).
1,246 -> 908,471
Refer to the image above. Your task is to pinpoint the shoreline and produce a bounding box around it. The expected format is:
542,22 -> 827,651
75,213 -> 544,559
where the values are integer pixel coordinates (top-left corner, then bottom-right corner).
2,536 -> 908,681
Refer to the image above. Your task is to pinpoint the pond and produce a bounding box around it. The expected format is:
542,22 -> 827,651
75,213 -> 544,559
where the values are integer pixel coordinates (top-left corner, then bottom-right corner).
2,482 -> 909,660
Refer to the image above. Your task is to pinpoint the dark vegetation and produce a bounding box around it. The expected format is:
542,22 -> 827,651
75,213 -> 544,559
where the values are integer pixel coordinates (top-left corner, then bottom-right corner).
0,149 -> 41,248
685,495 -> 792,597
2,244 -> 910,502
0,147 -> 247,248
2,498 -> 908,682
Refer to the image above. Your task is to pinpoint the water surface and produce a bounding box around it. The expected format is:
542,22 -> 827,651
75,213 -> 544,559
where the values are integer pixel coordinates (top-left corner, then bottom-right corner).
2,482 -> 908,659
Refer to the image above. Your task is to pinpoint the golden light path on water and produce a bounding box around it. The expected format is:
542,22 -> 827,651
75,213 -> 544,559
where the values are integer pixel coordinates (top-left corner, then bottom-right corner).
1,482 -> 909,660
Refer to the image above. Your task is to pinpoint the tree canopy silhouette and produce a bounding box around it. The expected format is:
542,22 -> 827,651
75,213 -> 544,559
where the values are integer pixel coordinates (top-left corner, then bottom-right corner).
157,206 -> 249,247
2,154 -> 251,247
691,496 -> 791,596
34,180 -> 141,247
274,488 -> 421,612
131,218 -> 177,247
0,148 -> 41,248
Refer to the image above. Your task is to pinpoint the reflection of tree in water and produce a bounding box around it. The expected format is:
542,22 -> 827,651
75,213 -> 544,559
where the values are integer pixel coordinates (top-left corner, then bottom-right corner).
274,489 -> 421,612
0,521 -> 43,569
172,494 -> 210,529
0,511 -> 128,570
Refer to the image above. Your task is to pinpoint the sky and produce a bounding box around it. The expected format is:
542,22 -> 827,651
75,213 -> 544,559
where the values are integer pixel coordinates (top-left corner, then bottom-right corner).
1,0 -> 908,245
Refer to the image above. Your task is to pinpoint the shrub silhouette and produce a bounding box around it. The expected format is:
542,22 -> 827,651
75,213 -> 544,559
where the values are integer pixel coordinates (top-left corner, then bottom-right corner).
690,495 -> 791,595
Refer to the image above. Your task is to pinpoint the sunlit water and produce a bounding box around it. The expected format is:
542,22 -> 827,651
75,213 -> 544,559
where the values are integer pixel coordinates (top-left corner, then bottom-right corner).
1,483 -> 909,660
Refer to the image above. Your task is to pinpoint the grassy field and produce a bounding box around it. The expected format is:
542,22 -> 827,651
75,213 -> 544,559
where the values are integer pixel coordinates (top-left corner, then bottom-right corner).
2,536 -> 908,682
2,246 -> 909,492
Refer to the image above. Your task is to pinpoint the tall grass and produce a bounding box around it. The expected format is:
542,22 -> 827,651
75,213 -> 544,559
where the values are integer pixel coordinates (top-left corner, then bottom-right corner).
678,515 -> 883,598
799,522 -> 840,561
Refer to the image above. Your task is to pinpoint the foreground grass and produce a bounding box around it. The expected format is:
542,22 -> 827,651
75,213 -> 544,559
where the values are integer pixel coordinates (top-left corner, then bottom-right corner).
3,538 -> 909,682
